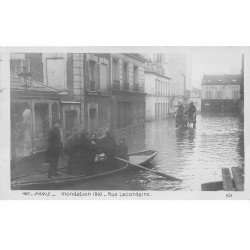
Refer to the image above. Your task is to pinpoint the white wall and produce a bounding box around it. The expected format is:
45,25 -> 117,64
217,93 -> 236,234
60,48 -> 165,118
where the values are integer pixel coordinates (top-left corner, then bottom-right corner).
145,72 -> 171,120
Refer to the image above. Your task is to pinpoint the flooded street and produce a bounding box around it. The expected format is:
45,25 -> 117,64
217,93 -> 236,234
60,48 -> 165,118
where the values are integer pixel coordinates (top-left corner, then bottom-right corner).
63,115 -> 244,191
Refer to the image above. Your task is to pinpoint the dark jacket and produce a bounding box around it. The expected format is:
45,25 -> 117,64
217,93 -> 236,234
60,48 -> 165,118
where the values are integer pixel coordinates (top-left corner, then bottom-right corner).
45,127 -> 62,163
99,135 -> 117,157
64,134 -> 79,156
188,105 -> 196,118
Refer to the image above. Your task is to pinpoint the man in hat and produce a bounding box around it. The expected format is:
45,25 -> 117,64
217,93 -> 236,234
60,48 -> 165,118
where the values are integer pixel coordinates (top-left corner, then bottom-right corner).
46,119 -> 63,178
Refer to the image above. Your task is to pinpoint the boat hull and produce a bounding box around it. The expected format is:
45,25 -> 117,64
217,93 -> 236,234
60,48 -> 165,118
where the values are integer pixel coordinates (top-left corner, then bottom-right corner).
11,149 -> 158,190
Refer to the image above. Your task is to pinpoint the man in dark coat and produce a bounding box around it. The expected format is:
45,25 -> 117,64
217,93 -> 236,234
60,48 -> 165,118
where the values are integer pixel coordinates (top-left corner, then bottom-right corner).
78,129 -> 93,174
99,130 -> 118,167
64,128 -> 80,174
46,119 -> 62,178
188,102 -> 196,119
117,137 -> 129,161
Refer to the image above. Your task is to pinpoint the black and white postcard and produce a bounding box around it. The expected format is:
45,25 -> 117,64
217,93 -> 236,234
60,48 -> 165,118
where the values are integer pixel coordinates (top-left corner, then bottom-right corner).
0,46 -> 249,199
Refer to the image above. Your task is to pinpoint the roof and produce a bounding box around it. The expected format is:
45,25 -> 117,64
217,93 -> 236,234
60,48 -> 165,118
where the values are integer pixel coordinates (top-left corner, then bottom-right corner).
145,69 -> 171,79
10,72 -> 66,94
202,74 -> 242,85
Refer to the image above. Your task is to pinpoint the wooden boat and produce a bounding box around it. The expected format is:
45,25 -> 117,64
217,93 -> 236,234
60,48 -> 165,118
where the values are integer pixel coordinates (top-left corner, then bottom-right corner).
11,149 -> 158,190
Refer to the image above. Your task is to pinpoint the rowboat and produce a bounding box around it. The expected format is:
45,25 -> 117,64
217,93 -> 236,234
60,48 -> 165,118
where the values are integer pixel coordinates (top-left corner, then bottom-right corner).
11,149 -> 158,190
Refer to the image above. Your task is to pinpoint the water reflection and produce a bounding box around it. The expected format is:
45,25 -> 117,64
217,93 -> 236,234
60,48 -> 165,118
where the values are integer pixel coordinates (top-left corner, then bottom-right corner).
63,114 -> 244,191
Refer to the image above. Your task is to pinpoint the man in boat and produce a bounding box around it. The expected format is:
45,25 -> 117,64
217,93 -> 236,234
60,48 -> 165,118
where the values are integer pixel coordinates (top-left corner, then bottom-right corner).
78,129 -> 94,174
64,127 -> 80,174
99,130 -> 118,167
117,137 -> 129,161
89,132 -> 99,166
46,119 -> 63,178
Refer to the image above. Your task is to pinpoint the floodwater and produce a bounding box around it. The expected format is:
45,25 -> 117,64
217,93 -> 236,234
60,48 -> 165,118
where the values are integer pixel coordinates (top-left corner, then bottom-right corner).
63,115 -> 244,191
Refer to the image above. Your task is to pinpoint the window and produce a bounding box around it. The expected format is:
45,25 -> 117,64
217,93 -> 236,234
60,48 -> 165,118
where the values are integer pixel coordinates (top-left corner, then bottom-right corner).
155,79 -> 157,94
133,65 -> 138,85
233,79 -> 236,82
123,62 -> 128,83
205,91 -> 213,99
215,91 -> 223,99
10,59 -> 30,73
155,103 -> 157,118
112,59 -> 119,82
89,60 -> 97,91
232,90 -> 239,99
100,63 -> 108,92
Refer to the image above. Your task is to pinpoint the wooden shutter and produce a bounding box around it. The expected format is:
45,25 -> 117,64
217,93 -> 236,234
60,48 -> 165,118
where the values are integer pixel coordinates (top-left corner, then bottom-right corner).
85,60 -> 89,90
97,62 -> 100,91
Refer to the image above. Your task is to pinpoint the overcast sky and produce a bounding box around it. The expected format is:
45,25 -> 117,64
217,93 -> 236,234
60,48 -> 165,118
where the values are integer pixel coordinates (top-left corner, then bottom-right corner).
189,47 -> 243,89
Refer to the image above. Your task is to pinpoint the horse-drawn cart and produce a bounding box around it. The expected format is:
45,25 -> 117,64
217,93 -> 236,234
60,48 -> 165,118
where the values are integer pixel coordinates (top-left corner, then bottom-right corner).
175,113 -> 197,128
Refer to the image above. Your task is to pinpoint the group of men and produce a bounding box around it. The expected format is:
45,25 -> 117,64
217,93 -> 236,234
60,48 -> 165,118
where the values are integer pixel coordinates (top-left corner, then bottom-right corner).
176,101 -> 196,119
45,119 -> 129,179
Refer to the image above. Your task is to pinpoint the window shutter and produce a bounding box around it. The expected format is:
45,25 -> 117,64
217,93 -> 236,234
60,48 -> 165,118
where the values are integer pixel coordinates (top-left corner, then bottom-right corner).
97,62 -> 100,91
85,60 -> 89,90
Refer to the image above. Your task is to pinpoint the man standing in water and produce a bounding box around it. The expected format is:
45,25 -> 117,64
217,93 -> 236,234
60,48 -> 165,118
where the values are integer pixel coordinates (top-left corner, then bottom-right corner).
46,119 -> 62,178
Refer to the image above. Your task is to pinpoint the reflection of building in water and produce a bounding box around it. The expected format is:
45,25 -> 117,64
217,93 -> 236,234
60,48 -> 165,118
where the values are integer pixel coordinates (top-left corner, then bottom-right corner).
201,74 -> 242,114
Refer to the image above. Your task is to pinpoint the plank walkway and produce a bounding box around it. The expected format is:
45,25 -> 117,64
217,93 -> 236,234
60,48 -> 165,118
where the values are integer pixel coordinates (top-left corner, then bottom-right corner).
201,167 -> 244,191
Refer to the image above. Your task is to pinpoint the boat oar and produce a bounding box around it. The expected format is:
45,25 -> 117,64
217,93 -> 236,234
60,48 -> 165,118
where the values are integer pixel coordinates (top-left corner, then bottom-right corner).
115,157 -> 182,182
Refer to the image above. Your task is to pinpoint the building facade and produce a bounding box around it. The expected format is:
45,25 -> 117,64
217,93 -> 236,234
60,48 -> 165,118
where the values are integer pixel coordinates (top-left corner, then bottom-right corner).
110,54 -> 146,138
201,74 -> 242,114
10,53 -> 147,159
10,53 -> 81,159
145,69 -> 171,121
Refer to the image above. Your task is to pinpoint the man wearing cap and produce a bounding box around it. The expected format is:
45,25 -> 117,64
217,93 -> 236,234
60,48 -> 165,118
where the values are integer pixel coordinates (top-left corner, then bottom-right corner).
46,119 -> 63,178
